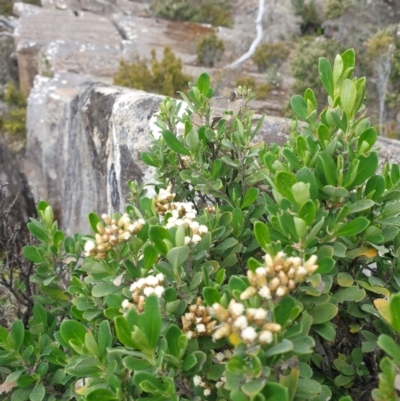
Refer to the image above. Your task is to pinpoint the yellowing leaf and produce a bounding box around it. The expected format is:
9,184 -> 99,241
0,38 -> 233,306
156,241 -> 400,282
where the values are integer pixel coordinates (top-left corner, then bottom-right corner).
374,299 -> 390,323
228,332 -> 243,347
346,247 -> 377,259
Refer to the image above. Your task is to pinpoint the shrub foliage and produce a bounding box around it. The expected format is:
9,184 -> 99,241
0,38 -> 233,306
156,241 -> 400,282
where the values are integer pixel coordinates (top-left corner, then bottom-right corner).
113,47 -> 192,98
2,49 -> 400,401
197,31 -> 225,68
150,0 -> 233,28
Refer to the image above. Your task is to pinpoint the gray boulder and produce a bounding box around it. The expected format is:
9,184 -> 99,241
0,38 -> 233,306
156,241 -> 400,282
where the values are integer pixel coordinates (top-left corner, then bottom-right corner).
25,72 -> 162,235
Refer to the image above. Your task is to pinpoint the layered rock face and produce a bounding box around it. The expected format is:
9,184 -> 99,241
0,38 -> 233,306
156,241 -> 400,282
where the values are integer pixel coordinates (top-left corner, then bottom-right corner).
25,72 -> 162,234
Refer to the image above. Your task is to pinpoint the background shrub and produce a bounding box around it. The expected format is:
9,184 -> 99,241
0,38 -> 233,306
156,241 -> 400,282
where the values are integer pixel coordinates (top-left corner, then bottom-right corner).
0,82 -> 27,135
150,0 -> 233,27
252,42 -> 290,73
236,76 -> 271,100
197,31 -> 225,68
291,36 -> 342,105
324,0 -> 350,20
113,47 -> 192,97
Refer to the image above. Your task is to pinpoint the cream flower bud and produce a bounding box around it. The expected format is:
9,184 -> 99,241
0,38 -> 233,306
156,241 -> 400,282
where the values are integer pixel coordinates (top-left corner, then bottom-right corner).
213,323 -> 231,340
212,303 -> 230,321
269,277 -> 280,291
263,322 -> 281,333
258,285 -> 272,299
233,315 -> 248,330
241,326 -> 258,343
276,286 -> 288,297
228,300 -> 245,317
258,330 -> 273,344
240,286 -> 257,300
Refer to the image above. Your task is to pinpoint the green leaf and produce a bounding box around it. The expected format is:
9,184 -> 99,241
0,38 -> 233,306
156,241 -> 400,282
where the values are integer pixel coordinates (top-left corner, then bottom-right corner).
123,355 -> 153,371
98,320 -> 112,360
317,152 -> 337,186
333,286 -> 366,303
275,171 -> 297,203
27,221 -> 48,242
336,217 -> 370,236
378,334 -> 400,366
358,128 -> 377,153
165,325 -> 183,358
114,316 -> 137,349
291,95 -> 308,120
348,200 -> 375,214
162,129 -> 190,156
265,339 -> 294,357
340,79 -> 357,118
254,221 -> 272,252
313,322 -> 336,341
291,182 -> 310,206
133,372 -> 165,392
29,383 -> 45,401
11,320 -> 24,352
296,167 -> 318,199
298,200 -> 316,226
308,303 -> 338,324
241,188 -> 259,209
86,389 -> 116,401
92,283 -> 119,297
352,151 -> 379,187
202,287 -> 221,306
140,151 -> 159,167
241,378 -> 267,397
262,382 -> 289,401
60,320 -> 86,348
319,57 -> 334,98
22,246 -> 43,263
274,296 -> 297,327
292,336 -> 315,354
143,295 -> 161,349
315,257 -> 335,274
149,226 -> 170,257
88,213 -> 102,234
185,129 -> 199,152
389,294 -> 400,334
282,148 -> 302,170
333,54 -> 343,86
166,246 -> 190,270
296,378 -> 322,399
143,244 -> 159,270
197,72 -> 210,96
232,208 -> 244,237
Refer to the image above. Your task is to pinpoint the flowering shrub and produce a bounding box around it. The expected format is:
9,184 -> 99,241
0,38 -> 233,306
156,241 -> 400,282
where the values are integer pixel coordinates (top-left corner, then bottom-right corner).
2,48 -> 400,401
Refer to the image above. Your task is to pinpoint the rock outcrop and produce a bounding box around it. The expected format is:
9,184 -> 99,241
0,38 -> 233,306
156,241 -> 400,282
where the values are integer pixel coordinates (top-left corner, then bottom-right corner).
14,2 -> 122,95
25,72 -> 162,234
0,135 -> 36,229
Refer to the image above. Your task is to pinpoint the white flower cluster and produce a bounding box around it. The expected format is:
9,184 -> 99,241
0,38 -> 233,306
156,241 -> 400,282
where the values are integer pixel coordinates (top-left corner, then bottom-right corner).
84,213 -> 144,260
153,185 -> 209,245
212,349 -> 232,363
212,299 -> 281,345
240,252 -> 319,301
122,273 -> 165,312
193,375 -> 212,397
182,298 -> 216,339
